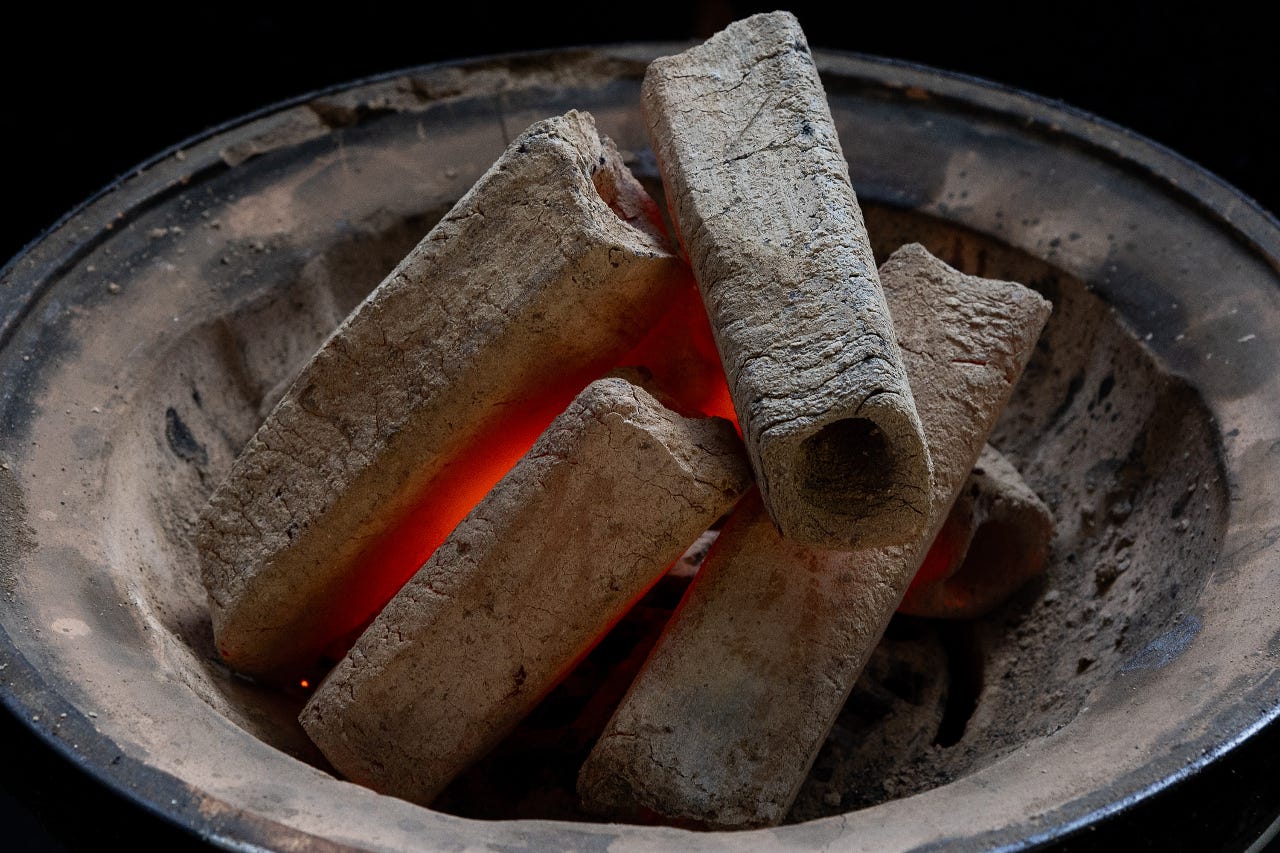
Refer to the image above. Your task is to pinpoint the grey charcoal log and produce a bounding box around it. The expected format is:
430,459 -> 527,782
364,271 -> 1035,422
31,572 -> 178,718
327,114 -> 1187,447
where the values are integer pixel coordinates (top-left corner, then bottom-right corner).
299,377 -> 750,806
899,444 -> 1054,619
578,244 -> 1051,828
642,11 -> 931,548
198,111 -> 685,678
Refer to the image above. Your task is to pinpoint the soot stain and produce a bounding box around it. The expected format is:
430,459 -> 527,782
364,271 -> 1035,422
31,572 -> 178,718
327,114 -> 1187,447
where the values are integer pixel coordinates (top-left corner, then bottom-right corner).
1121,613 -> 1203,673
165,407 -> 208,467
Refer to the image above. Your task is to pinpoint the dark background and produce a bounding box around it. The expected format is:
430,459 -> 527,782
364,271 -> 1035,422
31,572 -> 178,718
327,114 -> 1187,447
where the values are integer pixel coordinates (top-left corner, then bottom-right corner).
3,2 -> 1278,849
3,1 -> 1279,265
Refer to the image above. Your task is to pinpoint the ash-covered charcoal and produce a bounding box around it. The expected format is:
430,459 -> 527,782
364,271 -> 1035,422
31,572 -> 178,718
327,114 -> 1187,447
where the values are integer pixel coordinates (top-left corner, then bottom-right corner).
198,110 -> 685,679
578,244 -> 1051,829
299,376 -> 750,806
641,11 -> 932,550
900,445 -> 1055,619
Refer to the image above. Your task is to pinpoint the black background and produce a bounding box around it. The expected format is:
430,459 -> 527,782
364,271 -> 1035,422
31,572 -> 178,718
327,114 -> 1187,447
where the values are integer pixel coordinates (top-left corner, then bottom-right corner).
3,2 -> 1278,849
4,1 -> 1279,265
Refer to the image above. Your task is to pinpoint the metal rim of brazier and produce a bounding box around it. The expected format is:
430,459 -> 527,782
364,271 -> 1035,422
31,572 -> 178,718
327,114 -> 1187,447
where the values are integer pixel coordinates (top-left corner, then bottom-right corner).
2,46 -> 1279,851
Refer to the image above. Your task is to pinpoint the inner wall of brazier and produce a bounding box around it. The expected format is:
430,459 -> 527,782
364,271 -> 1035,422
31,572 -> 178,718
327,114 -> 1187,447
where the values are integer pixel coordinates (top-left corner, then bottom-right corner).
105,200 -> 1226,822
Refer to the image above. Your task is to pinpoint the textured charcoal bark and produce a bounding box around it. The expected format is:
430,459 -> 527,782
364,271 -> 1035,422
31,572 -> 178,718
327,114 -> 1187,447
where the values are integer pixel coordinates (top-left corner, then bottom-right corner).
197,111 -> 684,678
577,243 -> 1051,829
299,377 -> 750,806
899,444 -> 1054,619
642,11 -> 932,549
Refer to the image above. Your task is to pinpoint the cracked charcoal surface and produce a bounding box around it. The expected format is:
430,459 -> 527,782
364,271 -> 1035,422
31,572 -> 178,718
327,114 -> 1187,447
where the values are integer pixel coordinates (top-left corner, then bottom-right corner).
299,376 -> 750,806
641,11 -> 932,549
197,110 -> 684,678
107,185 -> 1227,830
577,244 -> 1051,829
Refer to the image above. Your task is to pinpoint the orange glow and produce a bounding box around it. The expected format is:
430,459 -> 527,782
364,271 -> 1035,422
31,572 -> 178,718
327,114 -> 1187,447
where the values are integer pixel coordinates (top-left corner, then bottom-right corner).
618,270 -> 738,429
300,679 -> 310,689
316,264 -> 738,666
331,371 -> 598,650
911,527 -> 963,587
901,515 -> 968,611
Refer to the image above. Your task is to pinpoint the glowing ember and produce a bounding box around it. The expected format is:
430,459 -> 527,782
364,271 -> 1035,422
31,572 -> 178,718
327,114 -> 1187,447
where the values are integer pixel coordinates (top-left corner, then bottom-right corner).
618,270 -> 738,427
322,271 -> 738,665
198,110 -> 685,680
299,376 -> 751,805
328,374 -> 598,652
